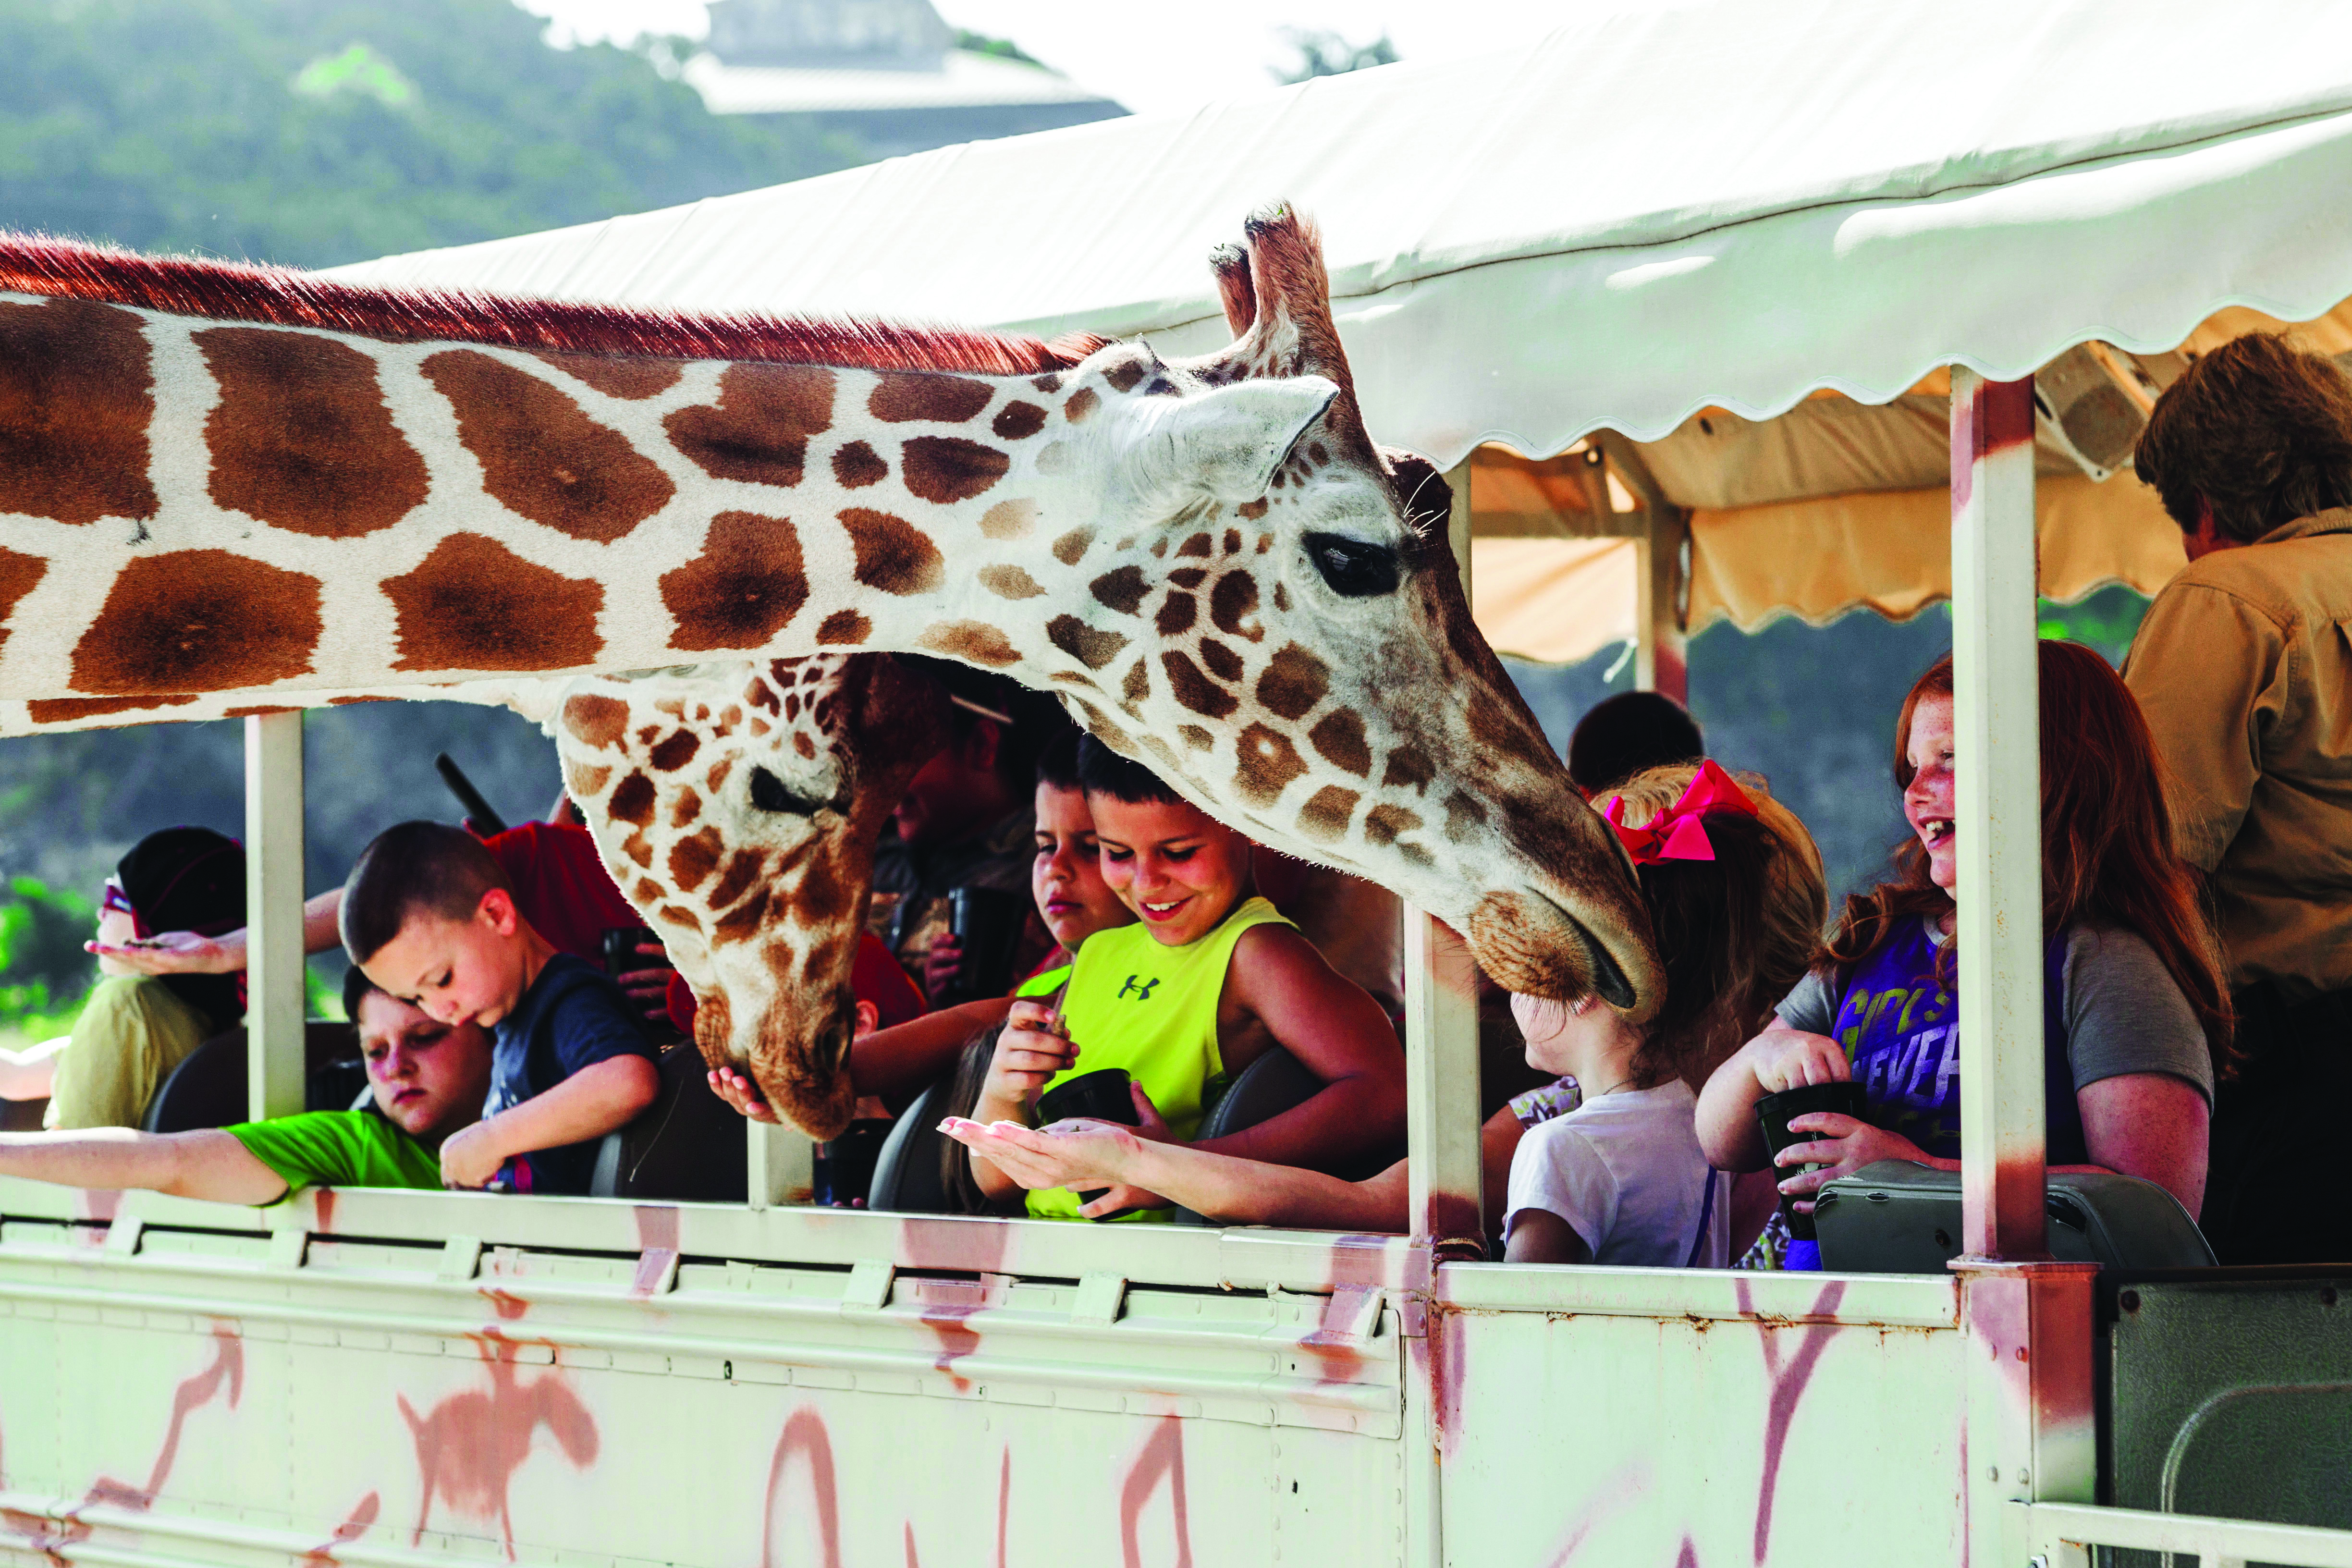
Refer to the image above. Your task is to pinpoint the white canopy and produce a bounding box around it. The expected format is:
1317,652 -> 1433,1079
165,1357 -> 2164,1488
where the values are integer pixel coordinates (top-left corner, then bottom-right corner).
331,0 -> 2352,663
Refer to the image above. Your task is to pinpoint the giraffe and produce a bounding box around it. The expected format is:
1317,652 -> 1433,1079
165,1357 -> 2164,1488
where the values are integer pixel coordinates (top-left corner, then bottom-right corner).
0,207 -> 1661,1137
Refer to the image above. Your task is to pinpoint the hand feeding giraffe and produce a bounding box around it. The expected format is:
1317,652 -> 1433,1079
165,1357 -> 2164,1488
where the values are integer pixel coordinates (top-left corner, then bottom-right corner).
0,208 -> 1658,1137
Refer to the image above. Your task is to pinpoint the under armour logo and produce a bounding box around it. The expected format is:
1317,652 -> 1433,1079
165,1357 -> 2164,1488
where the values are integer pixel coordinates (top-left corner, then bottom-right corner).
1116,974 -> 1161,1001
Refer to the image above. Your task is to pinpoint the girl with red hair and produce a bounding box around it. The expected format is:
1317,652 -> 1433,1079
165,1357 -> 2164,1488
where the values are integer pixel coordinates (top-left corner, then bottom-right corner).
1696,643 -> 2230,1266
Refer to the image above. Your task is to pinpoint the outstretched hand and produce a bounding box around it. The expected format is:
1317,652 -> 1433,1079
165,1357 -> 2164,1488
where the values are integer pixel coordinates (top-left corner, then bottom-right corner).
86,929 -> 241,976
708,1066 -> 781,1124
944,1080 -> 1177,1218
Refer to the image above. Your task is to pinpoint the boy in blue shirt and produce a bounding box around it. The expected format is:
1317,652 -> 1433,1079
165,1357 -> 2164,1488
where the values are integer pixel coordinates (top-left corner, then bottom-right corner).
343,821 -> 657,1194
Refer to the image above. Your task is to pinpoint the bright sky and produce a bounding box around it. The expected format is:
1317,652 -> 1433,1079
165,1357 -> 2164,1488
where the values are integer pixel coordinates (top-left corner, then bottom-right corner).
523,0 -> 1579,117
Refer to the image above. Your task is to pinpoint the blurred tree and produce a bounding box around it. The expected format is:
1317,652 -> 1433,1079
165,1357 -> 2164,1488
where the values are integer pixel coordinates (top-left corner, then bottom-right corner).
954,28 -> 1043,68
0,0 -> 860,269
1271,27 -> 1399,85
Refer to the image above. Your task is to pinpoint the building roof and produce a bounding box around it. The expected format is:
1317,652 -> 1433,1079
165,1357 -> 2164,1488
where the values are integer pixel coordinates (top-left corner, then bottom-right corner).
683,47 -> 1118,115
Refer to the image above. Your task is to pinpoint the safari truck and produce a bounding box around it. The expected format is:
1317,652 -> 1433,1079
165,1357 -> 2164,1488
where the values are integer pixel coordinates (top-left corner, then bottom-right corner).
4,2 -> 2352,1565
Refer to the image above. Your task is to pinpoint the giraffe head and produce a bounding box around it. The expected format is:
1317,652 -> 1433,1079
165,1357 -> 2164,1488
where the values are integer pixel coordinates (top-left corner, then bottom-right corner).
1014,208 -> 1660,1015
555,654 -> 949,1139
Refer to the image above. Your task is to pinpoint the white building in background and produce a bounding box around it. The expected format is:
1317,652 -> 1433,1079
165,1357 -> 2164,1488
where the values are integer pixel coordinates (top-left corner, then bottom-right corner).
685,0 -> 1126,159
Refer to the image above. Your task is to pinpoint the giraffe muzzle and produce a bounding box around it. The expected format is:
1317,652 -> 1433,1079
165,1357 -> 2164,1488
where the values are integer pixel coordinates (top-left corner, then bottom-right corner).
1466,889 -> 1640,1013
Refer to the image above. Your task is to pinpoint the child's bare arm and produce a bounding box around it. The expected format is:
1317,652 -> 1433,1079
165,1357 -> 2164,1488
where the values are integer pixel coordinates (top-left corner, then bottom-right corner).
438,1056 -> 659,1189
855,997 -> 1014,1103
0,1127 -> 288,1205
0,1037 -> 67,1101
964,999 -> 1075,1201
1201,926 -> 1407,1172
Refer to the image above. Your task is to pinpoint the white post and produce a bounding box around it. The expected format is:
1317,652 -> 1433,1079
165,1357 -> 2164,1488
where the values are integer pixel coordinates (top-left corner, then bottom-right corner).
1947,368 -> 2047,1261
747,1120 -> 812,1209
244,712 -> 306,1121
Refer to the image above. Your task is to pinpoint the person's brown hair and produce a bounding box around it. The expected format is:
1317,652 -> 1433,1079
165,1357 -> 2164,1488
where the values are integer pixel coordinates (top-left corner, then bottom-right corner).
339,820 -> 514,965
1823,645 -> 2233,1073
2134,332 -> 2352,544
1551,764 -> 1827,1090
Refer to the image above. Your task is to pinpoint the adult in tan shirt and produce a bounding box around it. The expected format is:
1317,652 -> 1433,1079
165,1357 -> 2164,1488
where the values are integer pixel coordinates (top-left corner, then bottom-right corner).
2123,332 -> 2352,1264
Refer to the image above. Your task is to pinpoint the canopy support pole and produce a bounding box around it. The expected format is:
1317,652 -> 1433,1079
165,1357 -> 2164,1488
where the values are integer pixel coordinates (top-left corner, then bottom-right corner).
1949,370 -> 2096,1568
1595,433 -> 1689,701
245,712 -> 307,1122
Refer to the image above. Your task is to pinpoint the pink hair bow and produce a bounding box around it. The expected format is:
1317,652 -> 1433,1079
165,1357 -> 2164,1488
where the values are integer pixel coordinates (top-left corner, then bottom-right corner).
1602,759 -> 1758,866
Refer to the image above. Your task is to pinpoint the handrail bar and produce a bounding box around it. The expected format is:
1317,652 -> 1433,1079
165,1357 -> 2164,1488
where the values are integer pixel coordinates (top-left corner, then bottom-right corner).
2012,1501 -> 2352,1568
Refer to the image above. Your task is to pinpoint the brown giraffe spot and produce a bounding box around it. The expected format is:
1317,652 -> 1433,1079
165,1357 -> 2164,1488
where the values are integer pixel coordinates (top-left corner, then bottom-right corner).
1179,724 -> 1212,750
1255,643 -> 1328,721
816,610 -> 870,644
625,830 -> 656,868
635,877 -> 662,906
1141,732 -> 1183,772
0,546 -> 46,655
1309,710 -> 1372,776
1444,791 -> 1486,843
1308,441 -> 1331,466
1270,469 -> 1286,490
980,499 -> 1037,539
1063,388 -> 1098,424
840,508 -> 943,595
385,533 -> 602,673
649,729 -> 700,772
1048,613 -> 1126,670
1121,658 -> 1149,709
1237,500 -> 1269,521
421,350 -> 674,542
1210,571 -> 1263,641
661,510 -> 808,651
564,762 -> 612,799
0,298 -> 157,527
1364,803 -> 1423,847
1169,567 -> 1207,589
978,564 -> 1043,600
222,705 -> 297,718
991,402 -> 1046,440
667,827 -> 724,892
747,673 -> 782,710
709,849 -> 767,911
657,902 -> 696,931
919,620 -> 1020,667
1162,649 -> 1236,718
665,363 -> 835,486
532,351 -> 683,400
327,695 -> 392,705
713,887 -> 771,945
1154,593 -> 1195,635
749,717 -> 770,737
1150,539 -> 1169,559
197,328 -> 428,539
870,372 -> 992,424
831,441 -> 888,489
1383,744 -> 1435,792
795,732 -> 816,759
28,694 -> 196,724
1176,533 -> 1213,558
1235,723 -> 1306,807
564,692 -> 630,749
902,436 -> 1008,504
70,550 -> 321,695
782,693 -> 800,720
1273,581 -> 1291,612
1090,565 -> 1148,615
1031,373 -> 1064,393
1103,360 -> 1147,393
608,772 -> 657,827
705,758 -> 734,793
1052,527 -> 1093,564
1298,785 -> 1359,844
1199,637 -> 1243,681
671,787 -> 702,827
1224,528 -> 1242,553
637,724 -> 662,745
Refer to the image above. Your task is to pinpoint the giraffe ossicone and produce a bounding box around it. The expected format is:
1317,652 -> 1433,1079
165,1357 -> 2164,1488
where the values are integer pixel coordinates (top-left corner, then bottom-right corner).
0,208 -> 1659,1139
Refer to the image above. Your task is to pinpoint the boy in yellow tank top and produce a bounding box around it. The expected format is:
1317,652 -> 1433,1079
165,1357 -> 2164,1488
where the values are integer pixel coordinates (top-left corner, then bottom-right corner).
967,738 -> 1407,1221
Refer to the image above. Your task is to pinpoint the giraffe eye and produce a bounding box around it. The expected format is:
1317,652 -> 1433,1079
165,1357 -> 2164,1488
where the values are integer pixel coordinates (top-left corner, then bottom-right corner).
1304,532 -> 1400,598
747,766 -> 827,817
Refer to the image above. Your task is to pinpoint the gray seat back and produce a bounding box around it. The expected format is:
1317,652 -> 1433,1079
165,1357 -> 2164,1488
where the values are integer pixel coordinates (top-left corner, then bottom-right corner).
1173,1047 -> 1321,1226
868,1078 -> 957,1214
1814,1158 -> 2216,1272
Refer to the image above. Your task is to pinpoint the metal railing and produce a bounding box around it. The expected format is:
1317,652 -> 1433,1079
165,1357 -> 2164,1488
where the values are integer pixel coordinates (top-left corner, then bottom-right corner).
2014,1501 -> 2352,1568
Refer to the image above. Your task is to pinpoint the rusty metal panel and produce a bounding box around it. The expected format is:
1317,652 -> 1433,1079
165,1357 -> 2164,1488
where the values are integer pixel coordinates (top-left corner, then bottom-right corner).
1433,1267 -> 1967,1568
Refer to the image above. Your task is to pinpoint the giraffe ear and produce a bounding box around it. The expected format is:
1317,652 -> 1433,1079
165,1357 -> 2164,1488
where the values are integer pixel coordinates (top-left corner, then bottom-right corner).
1133,377 -> 1339,503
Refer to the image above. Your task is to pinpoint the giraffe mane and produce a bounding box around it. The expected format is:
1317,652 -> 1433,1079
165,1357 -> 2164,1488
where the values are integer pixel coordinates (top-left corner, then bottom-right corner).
0,233 -> 1113,376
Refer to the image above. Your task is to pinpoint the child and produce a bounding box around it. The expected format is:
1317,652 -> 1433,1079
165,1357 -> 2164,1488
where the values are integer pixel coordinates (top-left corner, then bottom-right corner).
966,737 -> 1406,1221
948,760 -> 1825,1265
709,722 -> 1138,1120
0,967 -> 490,1205
343,821 -> 658,1194
1695,644 -> 2228,1267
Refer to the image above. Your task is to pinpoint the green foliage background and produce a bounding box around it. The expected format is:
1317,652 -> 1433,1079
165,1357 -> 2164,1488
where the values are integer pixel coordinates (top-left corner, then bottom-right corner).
0,0 -> 857,269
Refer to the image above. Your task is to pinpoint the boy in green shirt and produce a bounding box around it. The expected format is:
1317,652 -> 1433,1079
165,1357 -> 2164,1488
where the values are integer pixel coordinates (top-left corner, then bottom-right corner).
0,966 -> 489,1204
966,737 -> 1406,1220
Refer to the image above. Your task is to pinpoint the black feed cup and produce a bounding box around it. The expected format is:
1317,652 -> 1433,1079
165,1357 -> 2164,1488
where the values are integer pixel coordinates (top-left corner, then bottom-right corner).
1755,1081 -> 1871,1241
1033,1067 -> 1137,1209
